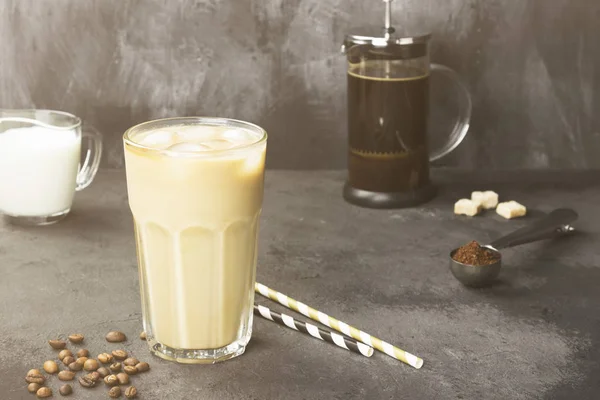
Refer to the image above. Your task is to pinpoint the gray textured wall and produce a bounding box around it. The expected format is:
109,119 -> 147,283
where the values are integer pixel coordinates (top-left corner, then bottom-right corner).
1,0 -> 599,169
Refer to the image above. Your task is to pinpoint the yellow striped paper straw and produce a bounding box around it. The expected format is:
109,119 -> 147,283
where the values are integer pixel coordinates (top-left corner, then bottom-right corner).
255,282 -> 423,369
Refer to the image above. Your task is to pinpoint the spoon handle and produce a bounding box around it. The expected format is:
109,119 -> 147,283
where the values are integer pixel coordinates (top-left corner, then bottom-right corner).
488,208 -> 578,250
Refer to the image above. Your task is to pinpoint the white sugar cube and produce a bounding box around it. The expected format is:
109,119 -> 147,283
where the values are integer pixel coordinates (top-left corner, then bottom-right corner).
471,191 -> 499,209
496,201 -> 526,219
454,199 -> 482,216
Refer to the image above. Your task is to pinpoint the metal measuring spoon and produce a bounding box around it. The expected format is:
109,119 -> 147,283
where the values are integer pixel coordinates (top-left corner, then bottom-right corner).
449,208 -> 578,288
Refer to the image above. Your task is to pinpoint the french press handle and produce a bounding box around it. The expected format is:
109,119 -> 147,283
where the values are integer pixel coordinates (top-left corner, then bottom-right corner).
428,64 -> 472,161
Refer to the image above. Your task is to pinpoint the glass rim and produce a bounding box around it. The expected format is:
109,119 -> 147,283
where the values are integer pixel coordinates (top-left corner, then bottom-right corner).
0,109 -> 82,131
123,116 -> 268,156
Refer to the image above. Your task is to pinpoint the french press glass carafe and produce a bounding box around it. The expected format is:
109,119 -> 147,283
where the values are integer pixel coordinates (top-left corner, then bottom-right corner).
342,0 -> 471,208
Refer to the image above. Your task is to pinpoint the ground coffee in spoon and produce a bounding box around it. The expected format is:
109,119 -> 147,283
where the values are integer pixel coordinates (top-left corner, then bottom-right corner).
452,241 -> 500,266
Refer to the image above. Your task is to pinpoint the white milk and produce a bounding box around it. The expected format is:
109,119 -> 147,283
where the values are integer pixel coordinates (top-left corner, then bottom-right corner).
0,126 -> 81,216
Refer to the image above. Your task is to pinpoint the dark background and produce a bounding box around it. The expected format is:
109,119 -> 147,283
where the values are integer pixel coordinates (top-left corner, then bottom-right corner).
1,0 -> 599,169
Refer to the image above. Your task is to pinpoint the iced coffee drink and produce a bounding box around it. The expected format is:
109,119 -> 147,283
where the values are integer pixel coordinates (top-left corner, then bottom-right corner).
123,117 -> 267,363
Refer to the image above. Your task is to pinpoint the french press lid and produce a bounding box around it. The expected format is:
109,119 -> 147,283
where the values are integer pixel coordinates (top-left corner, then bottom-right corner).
341,0 -> 431,57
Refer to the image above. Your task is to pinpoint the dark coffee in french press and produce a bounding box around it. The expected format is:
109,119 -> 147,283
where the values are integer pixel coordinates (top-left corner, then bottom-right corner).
347,44 -> 430,195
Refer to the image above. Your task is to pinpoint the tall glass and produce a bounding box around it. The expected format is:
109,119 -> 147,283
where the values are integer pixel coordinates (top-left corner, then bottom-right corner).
123,117 -> 267,364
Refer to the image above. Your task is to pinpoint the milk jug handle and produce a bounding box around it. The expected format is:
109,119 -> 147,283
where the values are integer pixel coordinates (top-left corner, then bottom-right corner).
428,64 -> 472,161
76,126 -> 103,191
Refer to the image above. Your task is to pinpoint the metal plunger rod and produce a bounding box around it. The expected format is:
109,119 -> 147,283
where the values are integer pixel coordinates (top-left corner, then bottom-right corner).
383,0 -> 393,31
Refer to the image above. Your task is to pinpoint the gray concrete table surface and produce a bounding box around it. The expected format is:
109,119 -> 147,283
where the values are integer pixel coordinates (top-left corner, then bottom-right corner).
1,170 -> 599,400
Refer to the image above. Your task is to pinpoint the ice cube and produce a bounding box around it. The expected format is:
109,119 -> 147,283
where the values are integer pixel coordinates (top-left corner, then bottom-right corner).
177,125 -> 220,143
167,142 -> 212,153
240,146 -> 266,174
139,130 -> 177,149
201,139 -> 235,150
221,129 -> 251,142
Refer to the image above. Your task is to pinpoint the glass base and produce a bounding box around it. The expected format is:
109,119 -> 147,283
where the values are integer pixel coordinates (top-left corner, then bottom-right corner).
343,182 -> 437,209
147,335 -> 250,364
3,209 -> 70,226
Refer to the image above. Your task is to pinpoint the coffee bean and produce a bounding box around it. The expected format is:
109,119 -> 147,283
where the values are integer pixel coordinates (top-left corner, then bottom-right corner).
135,362 -> 149,373
58,349 -> 73,361
104,374 -> 119,387
109,362 -> 122,373
123,365 -> 137,375
75,357 -> 88,367
43,360 -> 59,374
76,349 -> 89,358
108,386 -> 122,398
112,350 -> 127,360
48,339 -> 66,349
89,371 -> 101,382
116,372 -> 130,385
79,375 -> 97,388
106,331 -> 127,343
25,372 -> 46,385
139,332 -> 146,341
123,358 -> 139,367
59,383 -> 73,396
68,361 -> 82,372
68,334 -> 84,344
27,383 -> 41,393
98,353 -> 114,364
124,386 -> 137,399
36,387 -> 52,398
84,359 -> 99,371
58,370 -> 75,381
62,356 -> 75,366
97,367 -> 110,378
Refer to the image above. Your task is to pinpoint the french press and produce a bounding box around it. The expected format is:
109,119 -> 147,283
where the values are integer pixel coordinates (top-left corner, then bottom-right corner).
342,0 -> 472,209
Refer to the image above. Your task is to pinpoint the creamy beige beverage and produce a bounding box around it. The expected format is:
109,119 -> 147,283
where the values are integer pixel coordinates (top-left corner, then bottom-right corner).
124,118 -> 266,363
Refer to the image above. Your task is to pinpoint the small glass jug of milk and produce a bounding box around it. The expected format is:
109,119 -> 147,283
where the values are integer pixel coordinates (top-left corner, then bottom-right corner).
0,109 -> 103,225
